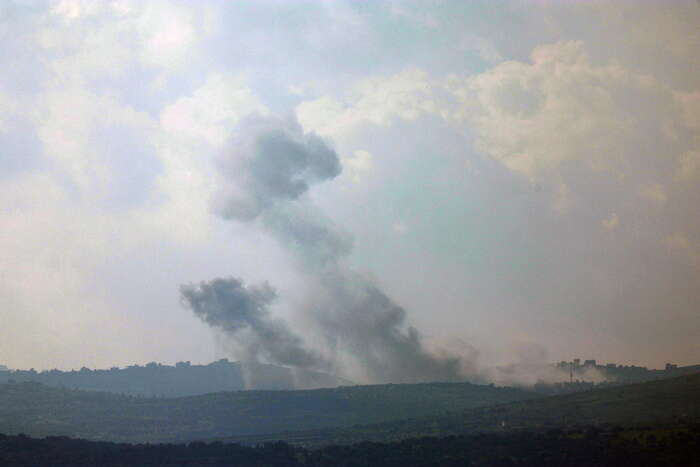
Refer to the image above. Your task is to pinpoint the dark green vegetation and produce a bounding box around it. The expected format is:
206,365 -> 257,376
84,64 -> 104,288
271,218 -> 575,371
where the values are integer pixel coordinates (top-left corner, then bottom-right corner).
2,424 -> 700,466
227,373 -> 700,447
0,380 -> 534,443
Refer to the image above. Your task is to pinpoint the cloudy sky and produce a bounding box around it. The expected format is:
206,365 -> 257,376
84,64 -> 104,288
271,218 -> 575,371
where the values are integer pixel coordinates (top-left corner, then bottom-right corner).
1,0 -> 699,376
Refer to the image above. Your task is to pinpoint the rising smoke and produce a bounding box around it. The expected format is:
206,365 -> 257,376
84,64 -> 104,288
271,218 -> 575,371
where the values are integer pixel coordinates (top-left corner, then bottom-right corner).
180,277 -> 329,370
181,115 -> 467,384
212,116 -> 342,222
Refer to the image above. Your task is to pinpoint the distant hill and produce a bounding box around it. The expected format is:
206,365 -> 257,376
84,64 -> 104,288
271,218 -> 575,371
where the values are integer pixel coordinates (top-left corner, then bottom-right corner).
0,359 -> 347,396
4,358 -> 696,398
0,380 -> 536,443
228,372 -> 700,446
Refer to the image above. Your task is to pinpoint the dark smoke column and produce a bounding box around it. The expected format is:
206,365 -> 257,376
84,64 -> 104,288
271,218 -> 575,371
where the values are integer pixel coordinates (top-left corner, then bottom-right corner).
180,277 -> 328,370
183,114 -> 465,384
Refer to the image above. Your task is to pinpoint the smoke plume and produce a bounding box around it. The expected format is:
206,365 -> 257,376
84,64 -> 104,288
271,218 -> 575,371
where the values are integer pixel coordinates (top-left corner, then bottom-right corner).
182,114 -> 467,384
212,116 -> 341,222
180,277 -> 328,370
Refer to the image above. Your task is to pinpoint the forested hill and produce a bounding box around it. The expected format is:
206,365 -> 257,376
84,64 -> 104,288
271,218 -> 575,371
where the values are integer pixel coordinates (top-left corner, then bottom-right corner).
0,360 -> 346,396
3,424 -> 700,466
0,380 -> 536,443
239,372 -> 700,447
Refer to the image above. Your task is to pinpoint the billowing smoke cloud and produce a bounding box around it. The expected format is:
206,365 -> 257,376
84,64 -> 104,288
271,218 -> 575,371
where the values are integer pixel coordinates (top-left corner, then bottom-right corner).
180,277 -> 329,370
213,116 -> 342,222
184,114 -> 466,384
309,270 -> 463,383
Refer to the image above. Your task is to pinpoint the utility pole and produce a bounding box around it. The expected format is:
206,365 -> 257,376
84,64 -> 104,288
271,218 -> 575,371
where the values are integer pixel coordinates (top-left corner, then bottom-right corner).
570,361 -> 573,383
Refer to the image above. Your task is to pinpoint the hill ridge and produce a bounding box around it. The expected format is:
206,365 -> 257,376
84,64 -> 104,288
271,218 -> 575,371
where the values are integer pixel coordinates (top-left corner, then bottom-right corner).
221,372 -> 700,447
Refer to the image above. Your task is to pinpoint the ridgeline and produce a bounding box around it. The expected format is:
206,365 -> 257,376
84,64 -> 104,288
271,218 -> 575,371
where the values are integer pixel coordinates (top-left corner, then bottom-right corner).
230,372 -> 700,447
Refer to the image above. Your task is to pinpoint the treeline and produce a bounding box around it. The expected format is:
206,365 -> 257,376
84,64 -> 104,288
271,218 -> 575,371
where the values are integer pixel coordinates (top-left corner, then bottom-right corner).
0,359 -> 344,396
2,424 -> 700,466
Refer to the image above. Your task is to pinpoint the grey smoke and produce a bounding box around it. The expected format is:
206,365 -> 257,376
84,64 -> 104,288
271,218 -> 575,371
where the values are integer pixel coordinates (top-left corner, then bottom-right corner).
187,114 -> 466,384
213,116 -> 341,222
263,205 -> 353,268
180,277 -> 328,370
310,270 -> 463,383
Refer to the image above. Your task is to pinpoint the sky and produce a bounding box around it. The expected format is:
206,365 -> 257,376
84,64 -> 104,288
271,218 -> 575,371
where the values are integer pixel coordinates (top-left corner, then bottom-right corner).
0,0 -> 699,379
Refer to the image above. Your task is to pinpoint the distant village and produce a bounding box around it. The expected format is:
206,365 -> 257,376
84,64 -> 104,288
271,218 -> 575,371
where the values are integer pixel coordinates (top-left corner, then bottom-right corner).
554,358 -> 695,380
532,358 -> 700,395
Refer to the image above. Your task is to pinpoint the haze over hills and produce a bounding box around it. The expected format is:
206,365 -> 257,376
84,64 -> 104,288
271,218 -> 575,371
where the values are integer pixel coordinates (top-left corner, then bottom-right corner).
0,359 -> 348,396
2,357 -> 697,398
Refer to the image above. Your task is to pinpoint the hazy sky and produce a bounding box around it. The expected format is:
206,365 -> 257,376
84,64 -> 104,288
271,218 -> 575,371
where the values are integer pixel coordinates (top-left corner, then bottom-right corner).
1,0 -> 699,374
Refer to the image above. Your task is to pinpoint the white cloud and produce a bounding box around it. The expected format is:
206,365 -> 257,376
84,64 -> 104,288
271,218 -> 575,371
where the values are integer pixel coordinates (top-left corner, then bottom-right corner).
0,1 -> 267,368
296,68 -> 438,139
160,74 -> 265,146
341,149 -> 374,183
296,96 -> 345,136
38,0 -> 214,87
450,41 -> 673,181
35,87 -> 155,192
296,39 -> 698,199
0,93 -> 18,131
50,0 -> 104,20
138,2 -> 198,69
150,74 -> 267,245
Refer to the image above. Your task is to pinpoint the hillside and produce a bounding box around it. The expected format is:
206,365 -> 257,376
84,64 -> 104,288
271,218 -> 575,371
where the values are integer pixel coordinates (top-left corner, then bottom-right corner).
228,372 -> 700,446
0,380 -> 535,443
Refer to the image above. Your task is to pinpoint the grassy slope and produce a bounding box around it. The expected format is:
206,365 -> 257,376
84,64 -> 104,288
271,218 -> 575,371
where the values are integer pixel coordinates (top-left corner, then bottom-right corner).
227,372 -> 700,446
0,381 -> 535,443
